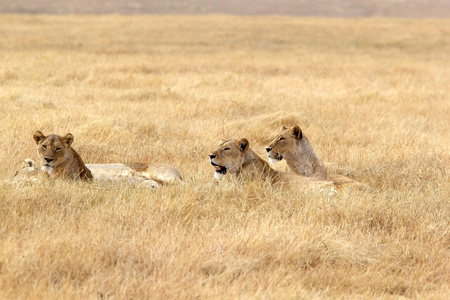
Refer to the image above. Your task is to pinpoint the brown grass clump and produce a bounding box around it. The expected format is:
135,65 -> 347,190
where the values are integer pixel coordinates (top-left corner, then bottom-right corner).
0,15 -> 449,299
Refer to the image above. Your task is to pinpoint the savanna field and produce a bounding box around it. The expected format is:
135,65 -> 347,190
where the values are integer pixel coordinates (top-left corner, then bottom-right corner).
0,15 -> 449,298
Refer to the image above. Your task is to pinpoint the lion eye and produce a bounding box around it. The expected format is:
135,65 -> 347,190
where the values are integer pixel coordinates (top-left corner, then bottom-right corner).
223,147 -> 230,151
42,145 -> 47,150
278,137 -> 285,141
55,147 -> 61,152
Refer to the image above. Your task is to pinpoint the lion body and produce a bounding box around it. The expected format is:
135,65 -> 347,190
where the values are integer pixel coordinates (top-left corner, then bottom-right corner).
266,126 -> 371,191
12,161 -> 182,188
86,163 -> 183,187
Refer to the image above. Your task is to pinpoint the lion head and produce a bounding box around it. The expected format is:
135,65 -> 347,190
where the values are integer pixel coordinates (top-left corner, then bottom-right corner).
265,125 -> 328,179
208,138 -> 249,179
265,125 -> 303,164
33,131 -> 74,174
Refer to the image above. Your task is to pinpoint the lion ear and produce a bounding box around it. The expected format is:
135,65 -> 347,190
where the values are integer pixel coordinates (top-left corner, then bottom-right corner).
62,133 -> 74,147
33,131 -> 46,144
289,125 -> 302,140
236,138 -> 249,153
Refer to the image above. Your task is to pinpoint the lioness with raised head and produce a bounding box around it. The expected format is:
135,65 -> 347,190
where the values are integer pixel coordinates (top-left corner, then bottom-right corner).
265,125 -> 327,180
17,131 -> 183,187
209,138 -> 334,189
266,125 -> 371,190
209,138 -> 280,182
33,131 -> 93,180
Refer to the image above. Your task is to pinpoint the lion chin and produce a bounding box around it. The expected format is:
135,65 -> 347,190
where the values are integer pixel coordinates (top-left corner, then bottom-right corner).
41,165 -> 54,174
268,157 -> 282,164
214,171 -> 225,180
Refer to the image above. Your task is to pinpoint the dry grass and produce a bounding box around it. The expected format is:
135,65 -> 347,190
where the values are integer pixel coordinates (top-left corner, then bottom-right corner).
0,15 -> 449,299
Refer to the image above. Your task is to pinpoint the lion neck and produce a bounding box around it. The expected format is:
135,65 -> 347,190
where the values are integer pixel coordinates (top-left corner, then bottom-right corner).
69,148 -> 92,180
283,137 -> 327,179
238,148 -> 280,182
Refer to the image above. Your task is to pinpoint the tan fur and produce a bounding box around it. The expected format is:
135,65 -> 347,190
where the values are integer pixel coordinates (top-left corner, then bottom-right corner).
11,159 -> 39,183
266,125 -> 328,180
33,131 -> 93,180
266,126 -> 371,191
209,138 -> 334,189
86,163 -> 183,186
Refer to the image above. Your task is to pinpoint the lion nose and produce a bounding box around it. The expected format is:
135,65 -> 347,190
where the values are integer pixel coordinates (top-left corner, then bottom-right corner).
209,154 -> 216,159
44,157 -> 54,163
265,147 -> 272,153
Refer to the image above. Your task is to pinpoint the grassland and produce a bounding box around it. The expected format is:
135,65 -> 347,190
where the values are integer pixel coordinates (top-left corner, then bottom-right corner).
0,15 -> 449,299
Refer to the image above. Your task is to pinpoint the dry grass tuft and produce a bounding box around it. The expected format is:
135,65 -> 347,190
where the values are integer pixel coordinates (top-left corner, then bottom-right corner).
0,15 -> 449,299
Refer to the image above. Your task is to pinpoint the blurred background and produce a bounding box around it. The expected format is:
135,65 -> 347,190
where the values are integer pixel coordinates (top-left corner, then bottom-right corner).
1,0 -> 450,17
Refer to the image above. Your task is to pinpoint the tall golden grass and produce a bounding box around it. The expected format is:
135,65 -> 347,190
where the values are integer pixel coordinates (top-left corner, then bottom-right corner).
0,15 -> 449,299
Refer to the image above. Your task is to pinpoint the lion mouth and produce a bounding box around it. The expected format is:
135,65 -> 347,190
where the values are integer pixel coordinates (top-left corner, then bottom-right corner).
268,154 -> 283,164
267,154 -> 283,160
210,161 -> 227,174
215,166 -> 227,174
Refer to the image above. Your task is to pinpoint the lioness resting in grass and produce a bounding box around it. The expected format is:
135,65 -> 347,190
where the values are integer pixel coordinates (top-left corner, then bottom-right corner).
208,138 -> 335,189
33,131 -> 93,180
266,125 -> 371,190
12,131 -> 183,187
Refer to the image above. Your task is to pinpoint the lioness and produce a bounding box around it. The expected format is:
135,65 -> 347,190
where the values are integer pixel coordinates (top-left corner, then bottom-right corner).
265,125 -> 327,180
209,138 -> 334,189
266,125 -> 371,190
20,131 -> 182,186
33,131 -> 93,180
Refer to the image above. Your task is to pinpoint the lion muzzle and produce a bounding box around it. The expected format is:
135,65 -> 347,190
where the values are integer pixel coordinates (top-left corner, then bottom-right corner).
210,157 -> 227,179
